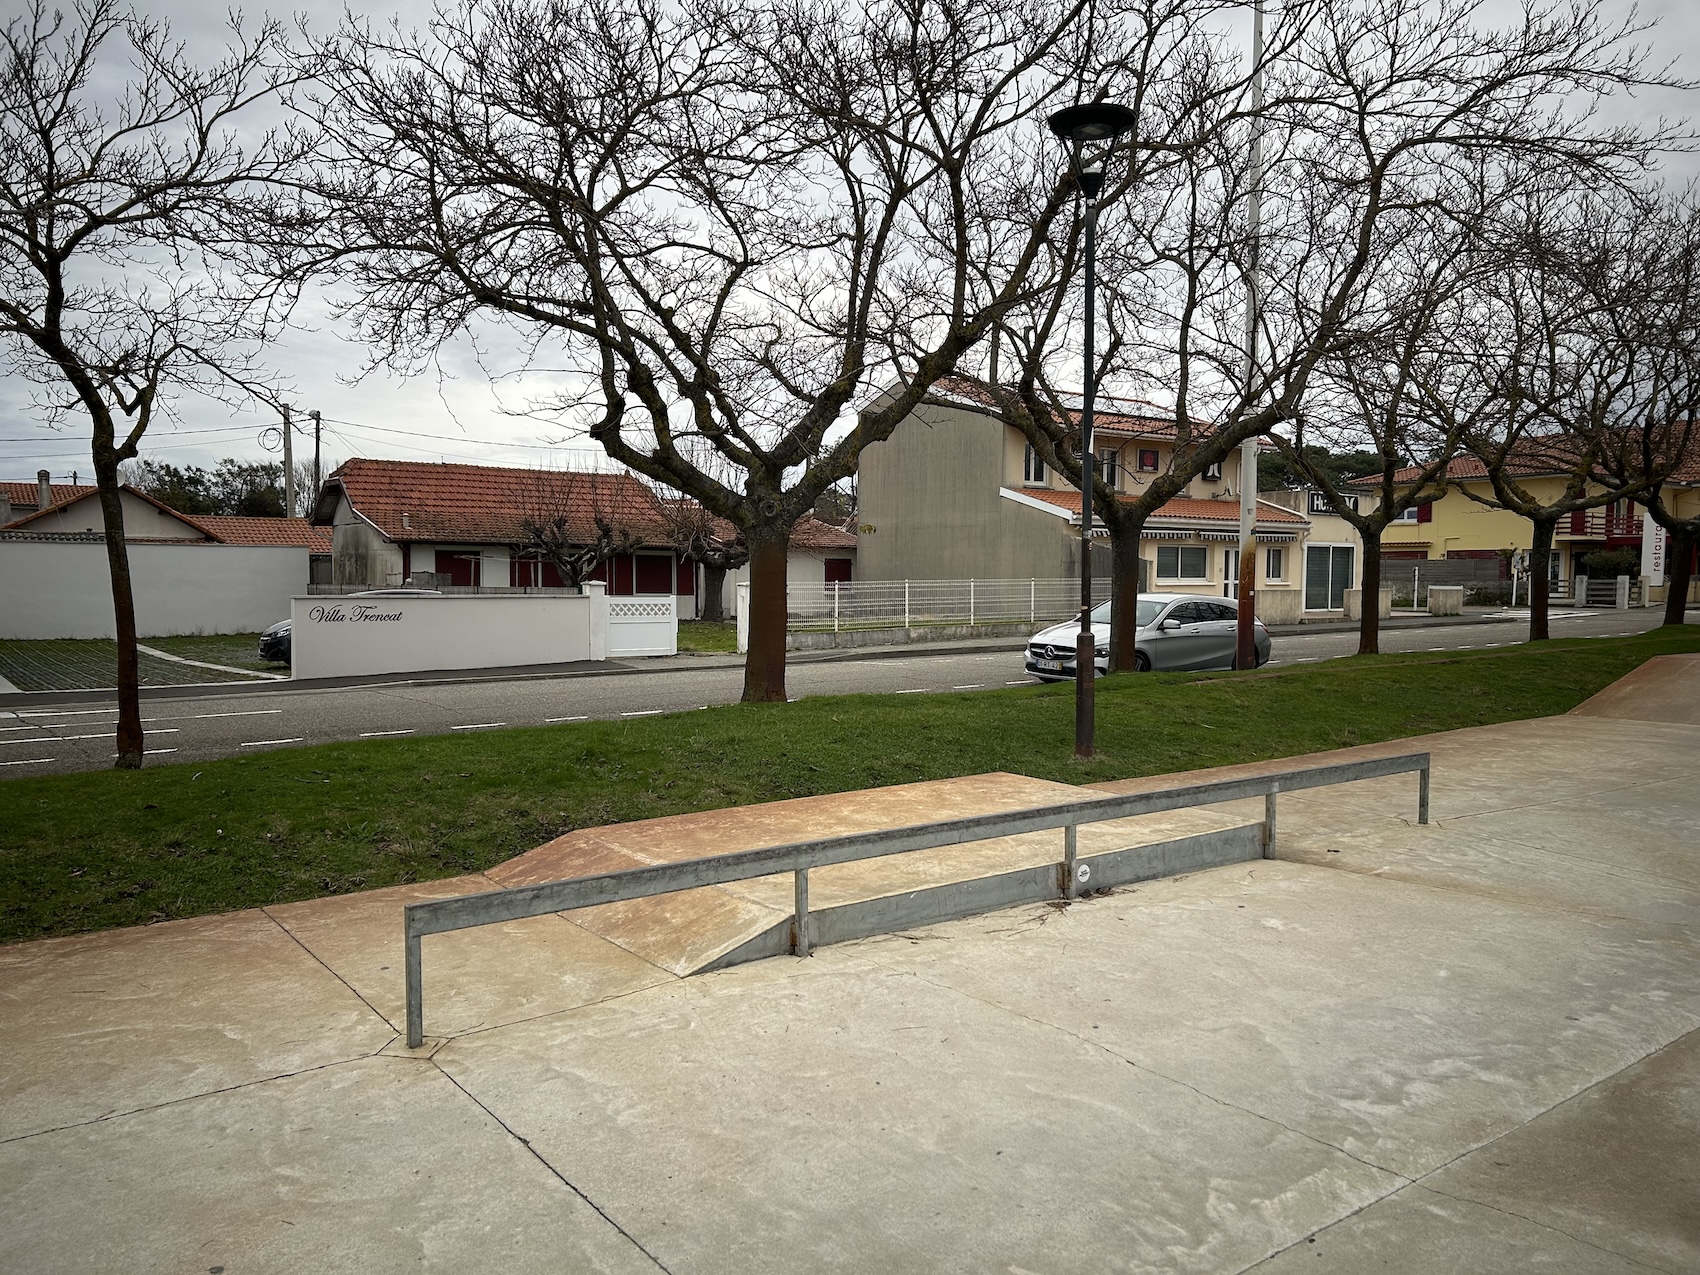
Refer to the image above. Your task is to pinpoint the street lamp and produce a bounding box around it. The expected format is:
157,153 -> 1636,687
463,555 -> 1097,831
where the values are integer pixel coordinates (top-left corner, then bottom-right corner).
1048,101 -> 1136,759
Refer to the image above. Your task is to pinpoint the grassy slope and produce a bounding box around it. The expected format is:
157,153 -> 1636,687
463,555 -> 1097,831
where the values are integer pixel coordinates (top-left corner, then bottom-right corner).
4,626 -> 1695,944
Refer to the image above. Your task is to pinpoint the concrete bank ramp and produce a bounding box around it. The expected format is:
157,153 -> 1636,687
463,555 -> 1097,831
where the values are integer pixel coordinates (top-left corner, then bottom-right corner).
1571,652 -> 1700,726
485,772 -> 1256,976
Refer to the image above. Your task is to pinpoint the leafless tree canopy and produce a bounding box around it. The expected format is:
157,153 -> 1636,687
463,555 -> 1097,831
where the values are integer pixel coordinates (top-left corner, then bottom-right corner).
0,0 -> 314,765
299,0 -> 1259,698
981,0 -> 1677,665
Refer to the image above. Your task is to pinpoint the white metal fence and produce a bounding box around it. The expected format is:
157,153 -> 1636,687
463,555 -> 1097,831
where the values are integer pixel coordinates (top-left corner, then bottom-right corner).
787,578 -> 1112,632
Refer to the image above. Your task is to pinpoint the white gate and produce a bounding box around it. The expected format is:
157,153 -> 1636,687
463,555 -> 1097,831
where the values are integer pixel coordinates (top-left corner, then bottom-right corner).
608,595 -> 678,657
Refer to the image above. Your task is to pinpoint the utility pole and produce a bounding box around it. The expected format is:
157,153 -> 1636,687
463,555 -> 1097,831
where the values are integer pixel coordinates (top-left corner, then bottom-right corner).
281,404 -> 295,517
308,409 -> 322,501
1235,0 -> 1265,670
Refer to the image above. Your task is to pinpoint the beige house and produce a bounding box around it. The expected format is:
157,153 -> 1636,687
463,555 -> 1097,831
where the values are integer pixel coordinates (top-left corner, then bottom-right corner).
857,380 -> 1362,621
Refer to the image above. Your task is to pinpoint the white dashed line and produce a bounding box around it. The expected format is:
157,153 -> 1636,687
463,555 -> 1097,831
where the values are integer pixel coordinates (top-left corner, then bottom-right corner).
1005,679 -> 1031,685
450,722 -> 506,731
545,715 -> 589,723
621,709 -> 664,717
239,737 -> 305,747
894,689 -> 929,695
0,757 -> 53,766
12,708 -> 118,718
110,748 -> 179,757
952,684 -> 983,690
359,729 -> 415,738
1294,657 -> 1319,663
0,737 -> 55,746
149,708 -> 283,722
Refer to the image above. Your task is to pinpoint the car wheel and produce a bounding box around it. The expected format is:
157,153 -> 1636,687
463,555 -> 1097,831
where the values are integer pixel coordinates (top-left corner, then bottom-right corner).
1134,651 -> 1151,673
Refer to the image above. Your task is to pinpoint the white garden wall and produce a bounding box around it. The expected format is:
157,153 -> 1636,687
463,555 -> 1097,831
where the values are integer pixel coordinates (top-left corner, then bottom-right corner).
0,540 -> 307,639
290,591 -> 607,679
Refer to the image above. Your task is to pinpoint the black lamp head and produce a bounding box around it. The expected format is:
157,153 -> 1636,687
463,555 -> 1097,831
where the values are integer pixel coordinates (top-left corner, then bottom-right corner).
1046,102 -> 1138,144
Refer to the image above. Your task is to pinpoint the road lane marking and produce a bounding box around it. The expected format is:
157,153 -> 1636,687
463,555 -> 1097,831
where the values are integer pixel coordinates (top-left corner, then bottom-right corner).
240,737 -> 305,747
1005,679 -> 1031,685
359,729 -> 415,738
12,708 -> 119,718
147,709 -> 283,722
450,722 -> 507,730
894,689 -> 929,694
621,709 -> 663,717
109,748 -> 179,757
545,716 -> 589,723
952,684 -> 983,690
0,757 -> 54,766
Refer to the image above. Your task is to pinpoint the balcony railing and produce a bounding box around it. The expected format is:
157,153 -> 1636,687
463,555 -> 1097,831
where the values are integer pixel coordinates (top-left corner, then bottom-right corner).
1564,510 -> 1642,539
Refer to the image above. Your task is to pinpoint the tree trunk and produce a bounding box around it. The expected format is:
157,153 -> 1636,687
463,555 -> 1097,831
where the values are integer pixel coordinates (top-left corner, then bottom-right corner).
1357,533 -> 1382,656
94,459 -> 144,767
1107,514 -> 1144,671
741,526 -> 790,703
701,563 -> 727,623
1527,515 -> 1556,642
1665,526 -> 1694,627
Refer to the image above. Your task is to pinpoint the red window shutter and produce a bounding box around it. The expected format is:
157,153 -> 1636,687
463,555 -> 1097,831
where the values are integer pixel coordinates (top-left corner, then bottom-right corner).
1416,502 -> 1432,524
635,554 -> 673,593
675,553 -> 694,595
824,558 -> 853,584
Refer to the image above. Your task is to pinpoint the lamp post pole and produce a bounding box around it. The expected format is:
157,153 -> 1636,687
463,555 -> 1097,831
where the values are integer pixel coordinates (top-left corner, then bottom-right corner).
1048,101 -> 1135,760
1075,186 -> 1100,757
1235,0 -> 1266,670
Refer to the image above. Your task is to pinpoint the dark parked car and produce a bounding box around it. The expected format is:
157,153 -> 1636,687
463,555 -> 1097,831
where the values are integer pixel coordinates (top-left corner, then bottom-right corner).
258,618 -> 291,665
1025,592 -> 1271,679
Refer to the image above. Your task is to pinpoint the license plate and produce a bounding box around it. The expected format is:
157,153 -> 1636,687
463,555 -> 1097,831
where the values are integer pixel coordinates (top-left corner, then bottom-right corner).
1035,659 -> 1065,670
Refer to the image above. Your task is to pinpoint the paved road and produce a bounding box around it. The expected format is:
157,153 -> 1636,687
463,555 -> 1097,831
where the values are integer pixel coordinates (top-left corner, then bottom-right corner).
1,607 -> 1684,777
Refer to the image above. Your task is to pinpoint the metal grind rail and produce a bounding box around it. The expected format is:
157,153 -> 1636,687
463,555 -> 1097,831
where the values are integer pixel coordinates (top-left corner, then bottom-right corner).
403,752 -> 1431,1046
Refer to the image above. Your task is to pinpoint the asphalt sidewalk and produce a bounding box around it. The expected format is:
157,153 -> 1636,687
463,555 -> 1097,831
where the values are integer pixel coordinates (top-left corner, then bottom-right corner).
0,607 -> 1525,710
3,656 -> 1696,1272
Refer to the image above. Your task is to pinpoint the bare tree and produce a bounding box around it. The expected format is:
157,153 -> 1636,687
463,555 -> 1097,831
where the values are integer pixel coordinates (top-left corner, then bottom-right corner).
656,497 -> 747,622
517,470 -> 649,587
1273,210 -> 1491,654
1463,180 -> 1700,640
300,0 -> 1261,701
990,0 -> 1672,670
0,0 -> 310,765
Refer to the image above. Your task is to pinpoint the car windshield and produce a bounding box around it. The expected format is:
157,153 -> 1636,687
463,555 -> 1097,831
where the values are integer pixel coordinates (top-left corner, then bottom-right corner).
1089,600 -> 1166,627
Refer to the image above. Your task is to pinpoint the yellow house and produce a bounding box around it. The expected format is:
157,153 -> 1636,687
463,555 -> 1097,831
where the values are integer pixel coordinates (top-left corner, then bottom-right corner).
1366,455 -> 1700,596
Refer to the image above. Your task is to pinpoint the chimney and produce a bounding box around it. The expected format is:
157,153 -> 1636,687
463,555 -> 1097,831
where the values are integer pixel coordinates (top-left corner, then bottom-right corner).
0,489 -> 10,525
37,470 -> 52,511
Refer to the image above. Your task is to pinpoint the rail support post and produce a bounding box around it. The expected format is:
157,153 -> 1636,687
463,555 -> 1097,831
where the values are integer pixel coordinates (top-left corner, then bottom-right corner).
793,867 -> 811,956
1263,786 -> 1278,857
1418,763 -> 1431,825
1061,823 -> 1079,899
404,917 -> 425,1048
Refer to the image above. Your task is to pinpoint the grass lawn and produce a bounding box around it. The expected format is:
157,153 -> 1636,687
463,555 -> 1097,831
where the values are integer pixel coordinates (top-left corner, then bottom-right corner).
0,638 -> 273,692
676,619 -> 738,653
3,625 -> 1696,945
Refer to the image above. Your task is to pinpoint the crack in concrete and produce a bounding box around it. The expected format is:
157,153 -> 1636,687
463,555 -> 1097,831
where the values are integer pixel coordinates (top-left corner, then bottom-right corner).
428,1060 -> 675,1275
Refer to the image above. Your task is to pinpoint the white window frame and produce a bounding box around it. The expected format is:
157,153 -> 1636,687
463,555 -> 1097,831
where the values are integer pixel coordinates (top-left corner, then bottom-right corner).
1023,443 -> 1046,485
1157,544 -> 1211,582
1096,447 -> 1119,491
1265,546 -> 1285,582
1391,505 -> 1420,524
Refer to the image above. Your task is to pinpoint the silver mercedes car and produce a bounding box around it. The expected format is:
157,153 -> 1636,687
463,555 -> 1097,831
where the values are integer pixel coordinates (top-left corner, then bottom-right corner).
1025,592 -> 1272,679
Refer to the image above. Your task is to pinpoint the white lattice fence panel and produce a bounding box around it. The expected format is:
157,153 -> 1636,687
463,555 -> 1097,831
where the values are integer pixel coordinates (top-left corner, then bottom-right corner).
608,594 -> 678,656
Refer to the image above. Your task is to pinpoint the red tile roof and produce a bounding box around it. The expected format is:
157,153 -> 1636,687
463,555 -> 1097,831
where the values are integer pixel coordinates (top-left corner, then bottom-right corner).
1371,430 -> 1700,488
2,481 -> 95,511
2,484 -> 219,536
317,459 -> 671,545
197,516 -> 333,551
1018,487 -> 1308,525
788,517 -> 858,551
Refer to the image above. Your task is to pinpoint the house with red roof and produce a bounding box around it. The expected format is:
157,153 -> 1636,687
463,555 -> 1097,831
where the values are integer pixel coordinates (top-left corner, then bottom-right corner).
856,379 -> 1359,619
1,470 -> 332,640
310,458 -> 857,616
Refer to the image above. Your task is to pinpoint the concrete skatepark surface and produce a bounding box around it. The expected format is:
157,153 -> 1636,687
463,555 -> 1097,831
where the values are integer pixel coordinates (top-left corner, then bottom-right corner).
3,655 -> 1698,1272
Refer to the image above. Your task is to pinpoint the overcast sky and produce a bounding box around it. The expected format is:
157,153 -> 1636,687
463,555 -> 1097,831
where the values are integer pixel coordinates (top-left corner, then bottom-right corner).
4,0 -> 1698,491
